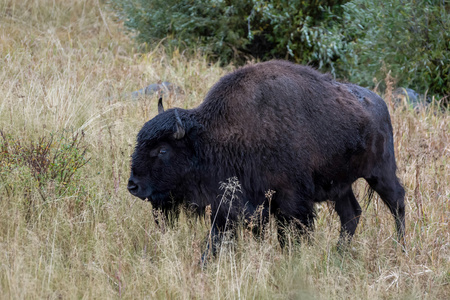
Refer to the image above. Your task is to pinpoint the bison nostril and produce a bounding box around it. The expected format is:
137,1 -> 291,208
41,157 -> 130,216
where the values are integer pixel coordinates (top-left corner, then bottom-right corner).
127,180 -> 138,194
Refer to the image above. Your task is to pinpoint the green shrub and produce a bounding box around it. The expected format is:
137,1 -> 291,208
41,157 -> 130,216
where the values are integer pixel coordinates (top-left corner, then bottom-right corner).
249,0 -> 348,72
108,0 -> 449,99
108,0 -> 348,70
0,130 -> 90,201
108,0 -> 250,63
335,0 -> 450,98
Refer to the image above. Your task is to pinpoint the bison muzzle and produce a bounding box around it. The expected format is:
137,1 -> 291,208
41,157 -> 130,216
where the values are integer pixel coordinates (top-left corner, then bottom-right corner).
128,60 -> 405,256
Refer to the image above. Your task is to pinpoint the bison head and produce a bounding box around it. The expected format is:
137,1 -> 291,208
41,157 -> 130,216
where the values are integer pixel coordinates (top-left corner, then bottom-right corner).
127,105 -> 201,211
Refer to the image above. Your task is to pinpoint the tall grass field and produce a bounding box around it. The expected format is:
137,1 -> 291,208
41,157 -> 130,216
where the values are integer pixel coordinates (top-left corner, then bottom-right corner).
0,1 -> 448,299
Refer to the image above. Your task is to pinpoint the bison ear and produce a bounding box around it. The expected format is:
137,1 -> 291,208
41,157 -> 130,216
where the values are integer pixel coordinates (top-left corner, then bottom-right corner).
157,96 -> 164,114
173,109 -> 185,139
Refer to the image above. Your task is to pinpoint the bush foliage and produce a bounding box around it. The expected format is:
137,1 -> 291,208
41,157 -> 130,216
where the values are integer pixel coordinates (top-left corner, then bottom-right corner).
109,0 -> 449,98
108,0 -> 348,68
0,130 -> 89,201
339,0 -> 450,98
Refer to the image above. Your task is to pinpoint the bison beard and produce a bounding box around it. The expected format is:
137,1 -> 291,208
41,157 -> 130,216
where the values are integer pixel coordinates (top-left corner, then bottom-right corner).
128,60 -> 405,259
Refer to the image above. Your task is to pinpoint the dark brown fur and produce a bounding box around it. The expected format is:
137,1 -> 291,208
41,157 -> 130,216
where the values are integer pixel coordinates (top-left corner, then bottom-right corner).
128,60 -> 405,255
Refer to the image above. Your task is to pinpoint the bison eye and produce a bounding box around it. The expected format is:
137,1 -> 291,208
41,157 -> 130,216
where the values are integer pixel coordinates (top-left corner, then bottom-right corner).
149,145 -> 170,157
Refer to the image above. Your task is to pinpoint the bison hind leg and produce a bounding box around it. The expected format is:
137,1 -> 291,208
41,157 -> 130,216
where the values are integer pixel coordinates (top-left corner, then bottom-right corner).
365,173 -> 406,243
333,187 -> 362,248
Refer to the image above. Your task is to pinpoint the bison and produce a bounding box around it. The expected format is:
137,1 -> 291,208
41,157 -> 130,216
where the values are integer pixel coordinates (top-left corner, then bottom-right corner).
127,60 -> 405,256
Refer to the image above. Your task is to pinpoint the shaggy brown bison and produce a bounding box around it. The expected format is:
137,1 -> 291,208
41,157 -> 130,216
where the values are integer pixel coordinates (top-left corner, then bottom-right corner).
127,60 -> 405,256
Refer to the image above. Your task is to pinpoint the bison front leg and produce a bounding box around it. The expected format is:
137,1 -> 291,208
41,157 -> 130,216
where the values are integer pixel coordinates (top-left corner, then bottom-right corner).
333,187 -> 362,248
201,224 -> 222,266
275,207 -> 315,249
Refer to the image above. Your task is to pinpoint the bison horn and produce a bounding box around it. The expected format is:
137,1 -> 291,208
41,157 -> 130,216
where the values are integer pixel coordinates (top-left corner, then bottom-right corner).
157,96 -> 164,114
173,109 -> 185,139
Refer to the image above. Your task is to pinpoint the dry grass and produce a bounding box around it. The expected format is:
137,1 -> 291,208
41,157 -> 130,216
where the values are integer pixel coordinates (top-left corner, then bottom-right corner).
0,0 -> 448,299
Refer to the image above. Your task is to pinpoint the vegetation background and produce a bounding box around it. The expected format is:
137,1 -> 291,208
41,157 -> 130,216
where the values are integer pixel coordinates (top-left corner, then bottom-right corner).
0,0 -> 449,299
109,0 -> 450,100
